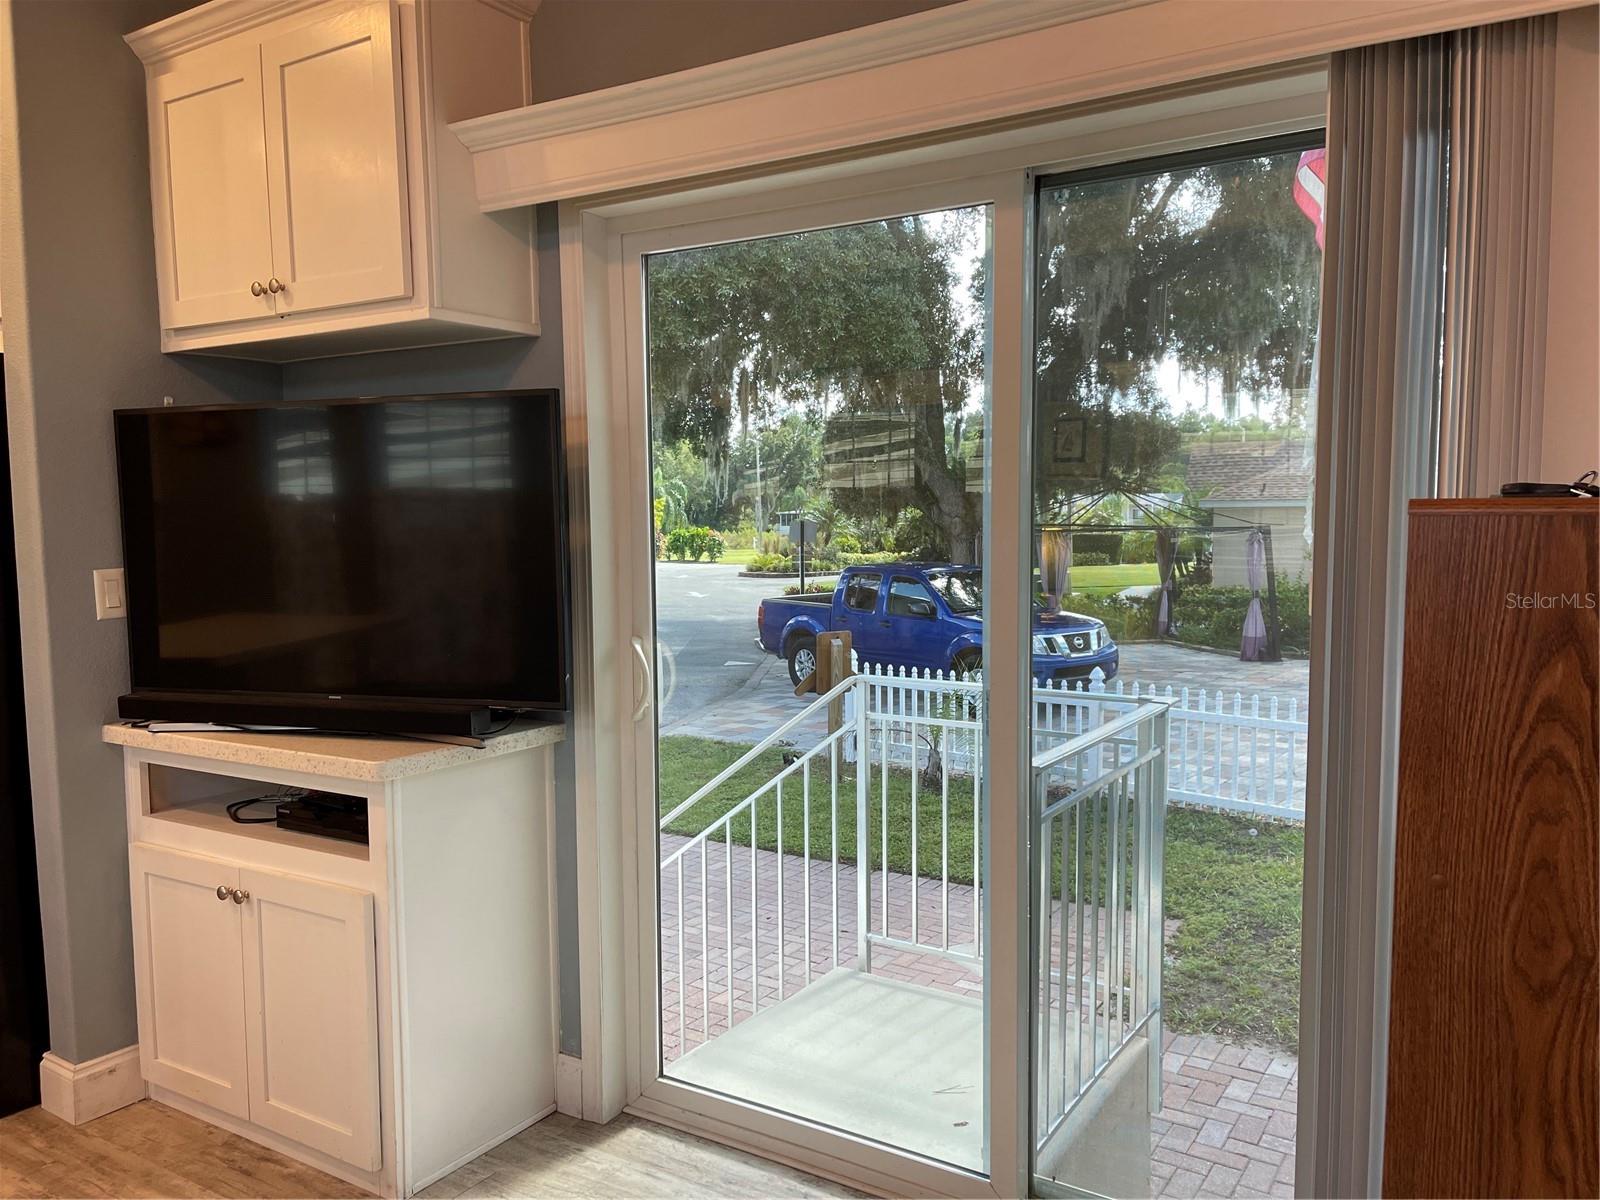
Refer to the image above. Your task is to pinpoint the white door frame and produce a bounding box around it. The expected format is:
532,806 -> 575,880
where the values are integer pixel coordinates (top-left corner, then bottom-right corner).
617,172 -> 1026,1200
558,76 -> 1330,1197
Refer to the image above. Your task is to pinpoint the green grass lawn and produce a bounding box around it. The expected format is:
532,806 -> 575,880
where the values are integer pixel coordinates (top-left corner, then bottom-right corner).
1067,562 -> 1160,594
659,733 -> 1302,1050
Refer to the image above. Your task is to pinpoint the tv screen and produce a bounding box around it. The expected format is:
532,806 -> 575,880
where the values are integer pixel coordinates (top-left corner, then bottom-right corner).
114,391 -> 568,715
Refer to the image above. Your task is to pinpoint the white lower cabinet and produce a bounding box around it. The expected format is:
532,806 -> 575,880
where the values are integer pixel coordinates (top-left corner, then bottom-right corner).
131,844 -> 381,1172
114,727 -> 561,1197
130,845 -> 251,1119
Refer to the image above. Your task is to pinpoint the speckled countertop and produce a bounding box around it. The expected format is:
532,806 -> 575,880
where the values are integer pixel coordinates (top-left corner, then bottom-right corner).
101,720 -> 566,782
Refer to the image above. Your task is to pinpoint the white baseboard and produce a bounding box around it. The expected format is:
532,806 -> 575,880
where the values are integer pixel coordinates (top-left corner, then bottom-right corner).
39,1046 -> 146,1125
555,1053 -> 582,1117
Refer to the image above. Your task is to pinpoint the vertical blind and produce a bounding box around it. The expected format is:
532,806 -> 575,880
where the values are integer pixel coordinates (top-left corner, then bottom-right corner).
1304,14 -> 1561,1198
1438,16 -> 1559,495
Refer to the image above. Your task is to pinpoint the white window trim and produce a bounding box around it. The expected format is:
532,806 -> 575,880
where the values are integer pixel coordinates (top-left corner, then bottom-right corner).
559,76 -> 1342,1197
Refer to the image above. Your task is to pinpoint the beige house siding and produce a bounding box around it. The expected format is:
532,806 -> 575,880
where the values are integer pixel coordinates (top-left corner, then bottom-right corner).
1202,503 -> 1312,588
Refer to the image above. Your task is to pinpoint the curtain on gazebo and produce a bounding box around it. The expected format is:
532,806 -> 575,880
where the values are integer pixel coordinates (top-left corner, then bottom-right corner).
1154,529 -> 1176,635
1240,529 -> 1268,660
1039,529 -> 1071,612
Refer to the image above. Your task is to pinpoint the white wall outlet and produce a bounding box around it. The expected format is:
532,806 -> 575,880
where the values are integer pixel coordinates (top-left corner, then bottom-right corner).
93,568 -> 126,621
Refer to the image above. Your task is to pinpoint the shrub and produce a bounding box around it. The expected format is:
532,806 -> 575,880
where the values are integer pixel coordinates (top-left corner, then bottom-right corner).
829,531 -> 863,556
1059,591 -> 1159,643
1170,576 -> 1311,656
1072,551 -> 1111,567
783,579 -> 837,595
1120,530 -> 1157,563
664,525 -> 725,562
749,552 -> 791,572
803,544 -> 840,571
842,551 -> 902,566
1072,531 -> 1123,563
723,517 -> 759,550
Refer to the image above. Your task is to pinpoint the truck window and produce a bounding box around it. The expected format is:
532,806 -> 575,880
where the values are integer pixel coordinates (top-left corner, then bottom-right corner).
887,577 -> 938,618
843,573 -> 882,612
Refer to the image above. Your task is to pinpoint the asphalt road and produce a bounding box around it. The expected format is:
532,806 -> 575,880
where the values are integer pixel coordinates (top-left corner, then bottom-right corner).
652,562 -> 790,726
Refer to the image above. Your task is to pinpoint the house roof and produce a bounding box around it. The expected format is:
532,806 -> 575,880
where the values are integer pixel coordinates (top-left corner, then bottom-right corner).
1187,438 -> 1314,504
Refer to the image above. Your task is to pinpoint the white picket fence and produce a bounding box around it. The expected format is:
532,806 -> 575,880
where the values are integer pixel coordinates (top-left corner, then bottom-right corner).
851,661 -> 1307,822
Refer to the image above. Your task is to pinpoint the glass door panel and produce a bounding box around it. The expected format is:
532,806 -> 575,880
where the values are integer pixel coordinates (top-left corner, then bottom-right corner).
1027,136 -> 1323,1198
645,207 -> 993,1172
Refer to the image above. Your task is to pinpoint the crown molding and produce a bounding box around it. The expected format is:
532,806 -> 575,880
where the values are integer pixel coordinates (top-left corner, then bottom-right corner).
453,0 -> 1582,211
125,0 -> 325,64
452,0 -> 1146,152
125,0 -> 540,66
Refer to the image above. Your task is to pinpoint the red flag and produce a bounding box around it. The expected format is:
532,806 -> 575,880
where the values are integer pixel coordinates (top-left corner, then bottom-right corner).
1293,148 -> 1327,249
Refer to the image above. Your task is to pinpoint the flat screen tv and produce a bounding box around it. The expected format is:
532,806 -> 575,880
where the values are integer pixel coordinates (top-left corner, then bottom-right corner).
114,390 -> 569,736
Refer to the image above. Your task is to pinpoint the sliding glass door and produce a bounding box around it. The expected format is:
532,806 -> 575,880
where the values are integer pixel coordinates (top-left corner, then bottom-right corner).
1026,135 -> 1323,1199
598,102 -> 1333,1197
636,202 -> 998,1176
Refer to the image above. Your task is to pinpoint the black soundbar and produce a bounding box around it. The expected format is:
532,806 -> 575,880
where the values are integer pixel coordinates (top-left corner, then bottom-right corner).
117,690 -> 503,738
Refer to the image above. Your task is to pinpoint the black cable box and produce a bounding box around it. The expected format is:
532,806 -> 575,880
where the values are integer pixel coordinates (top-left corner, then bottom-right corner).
275,793 -> 369,844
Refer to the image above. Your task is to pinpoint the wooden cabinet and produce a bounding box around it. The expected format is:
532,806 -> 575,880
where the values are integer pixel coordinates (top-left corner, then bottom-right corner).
1385,498 -> 1598,1199
129,844 -> 381,1171
127,0 -> 539,361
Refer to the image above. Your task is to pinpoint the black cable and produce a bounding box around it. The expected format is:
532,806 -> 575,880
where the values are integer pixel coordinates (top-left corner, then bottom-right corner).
225,797 -> 280,824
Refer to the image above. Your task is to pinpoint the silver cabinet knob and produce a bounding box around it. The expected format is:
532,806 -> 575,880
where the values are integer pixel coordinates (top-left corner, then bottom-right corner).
266,277 -> 284,294
250,281 -> 266,297
230,888 -> 249,904
216,884 -> 231,901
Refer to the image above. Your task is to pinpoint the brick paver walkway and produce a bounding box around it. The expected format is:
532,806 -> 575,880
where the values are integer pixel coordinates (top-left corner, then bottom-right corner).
1152,1035 -> 1298,1198
657,835 -> 1296,1198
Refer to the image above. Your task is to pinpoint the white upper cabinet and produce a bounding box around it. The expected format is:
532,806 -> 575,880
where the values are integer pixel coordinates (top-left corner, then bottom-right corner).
149,40 -> 277,328
127,0 -> 540,361
259,3 -> 410,316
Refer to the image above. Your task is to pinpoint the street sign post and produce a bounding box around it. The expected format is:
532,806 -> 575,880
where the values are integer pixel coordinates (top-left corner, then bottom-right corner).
787,517 -> 819,592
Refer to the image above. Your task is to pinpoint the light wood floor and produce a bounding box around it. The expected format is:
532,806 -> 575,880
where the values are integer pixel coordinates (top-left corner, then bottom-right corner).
0,1101 -> 860,1200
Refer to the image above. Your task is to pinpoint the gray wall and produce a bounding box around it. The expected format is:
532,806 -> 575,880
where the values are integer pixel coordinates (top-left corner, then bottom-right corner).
0,0 -> 281,1064
530,0 -> 957,101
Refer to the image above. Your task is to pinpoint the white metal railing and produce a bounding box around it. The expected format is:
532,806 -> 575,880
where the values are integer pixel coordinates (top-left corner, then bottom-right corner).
657,665 -> 1174,1165
1031,697 -> 1169,1173
657,657 -> 1295,1063
658,669 -> 982,1063
860,662 -> 1306,821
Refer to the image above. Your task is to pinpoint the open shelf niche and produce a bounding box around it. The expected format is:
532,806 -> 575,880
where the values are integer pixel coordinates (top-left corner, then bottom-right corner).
144,762 -> 369,861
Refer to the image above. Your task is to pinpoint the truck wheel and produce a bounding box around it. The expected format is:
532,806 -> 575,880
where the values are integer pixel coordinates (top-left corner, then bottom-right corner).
787,636 -> 818,688
952,649 -> 983,678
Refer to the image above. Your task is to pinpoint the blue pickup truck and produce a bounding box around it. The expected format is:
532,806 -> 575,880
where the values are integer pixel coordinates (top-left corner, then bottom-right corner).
756,563 -> 1119,686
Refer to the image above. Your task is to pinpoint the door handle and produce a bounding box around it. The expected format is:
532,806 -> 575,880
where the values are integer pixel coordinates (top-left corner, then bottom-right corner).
630,636 -> 652,722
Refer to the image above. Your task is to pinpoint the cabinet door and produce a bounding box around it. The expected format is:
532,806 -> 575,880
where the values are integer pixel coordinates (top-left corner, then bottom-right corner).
239,866 -> 381,1171
129,844 -> 249,1118
259,2 -> 411,316
148,43 -> 277,329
